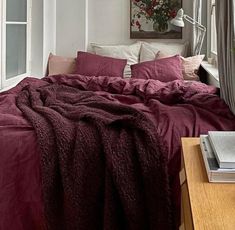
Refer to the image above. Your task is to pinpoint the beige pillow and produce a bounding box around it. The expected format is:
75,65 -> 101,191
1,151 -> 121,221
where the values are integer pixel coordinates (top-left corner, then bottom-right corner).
140,41 -> 189,62
180,55 -> 205,81
139,42 -> 160,62
48,53 -> 76,76
91,43 -> 141,77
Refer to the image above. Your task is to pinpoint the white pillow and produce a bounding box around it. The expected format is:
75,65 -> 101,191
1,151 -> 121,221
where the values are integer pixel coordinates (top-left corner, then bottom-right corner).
139,43 -> 160,62
140,41 -> 189,62
91,43 -> 141,77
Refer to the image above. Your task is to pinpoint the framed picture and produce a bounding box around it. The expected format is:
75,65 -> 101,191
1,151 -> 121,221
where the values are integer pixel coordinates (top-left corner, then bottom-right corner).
130,0 -> 182,39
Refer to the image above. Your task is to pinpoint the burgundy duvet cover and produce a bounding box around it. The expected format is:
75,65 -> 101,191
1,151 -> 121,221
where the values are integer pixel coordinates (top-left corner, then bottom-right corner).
0,75 -> 235,230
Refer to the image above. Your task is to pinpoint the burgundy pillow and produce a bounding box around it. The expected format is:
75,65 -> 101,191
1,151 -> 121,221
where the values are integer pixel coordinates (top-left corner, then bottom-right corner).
131,55 -> 183,82
75,51 -> 127,78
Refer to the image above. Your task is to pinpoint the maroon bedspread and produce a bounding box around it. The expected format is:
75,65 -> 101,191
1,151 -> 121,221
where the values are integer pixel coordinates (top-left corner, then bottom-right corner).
0,75 -> 235,230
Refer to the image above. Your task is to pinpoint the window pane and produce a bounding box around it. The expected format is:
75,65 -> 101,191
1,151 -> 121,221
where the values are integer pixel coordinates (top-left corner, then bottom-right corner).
211,15 -> 217,53
211,0 -> 217,54
6,24 -> 27,79
6,0 -> 27,22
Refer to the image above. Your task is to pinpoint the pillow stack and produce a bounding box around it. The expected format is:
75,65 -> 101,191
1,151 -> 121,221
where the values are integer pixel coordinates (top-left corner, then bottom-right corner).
47,41 -> 205,83
138,41 -> 204,82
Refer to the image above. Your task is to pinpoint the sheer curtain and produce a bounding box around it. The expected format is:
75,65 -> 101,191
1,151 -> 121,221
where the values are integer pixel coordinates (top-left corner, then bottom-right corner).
216,0 -> 235,114
193,0 -> 202,55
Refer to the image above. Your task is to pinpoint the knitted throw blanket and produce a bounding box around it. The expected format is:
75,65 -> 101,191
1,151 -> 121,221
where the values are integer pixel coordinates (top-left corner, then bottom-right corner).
17,83 -> 172,230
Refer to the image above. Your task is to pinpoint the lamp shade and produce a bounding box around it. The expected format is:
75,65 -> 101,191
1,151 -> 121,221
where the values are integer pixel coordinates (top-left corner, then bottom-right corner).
171,8 -> 185,27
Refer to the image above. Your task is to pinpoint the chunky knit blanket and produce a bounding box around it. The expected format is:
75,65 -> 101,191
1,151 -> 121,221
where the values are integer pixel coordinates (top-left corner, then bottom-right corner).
17,83 -> 172,230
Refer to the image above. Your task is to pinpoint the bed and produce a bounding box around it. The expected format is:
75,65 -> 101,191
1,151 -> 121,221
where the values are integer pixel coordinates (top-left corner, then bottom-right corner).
0,71 -> 235,230
1,41 -> 235,229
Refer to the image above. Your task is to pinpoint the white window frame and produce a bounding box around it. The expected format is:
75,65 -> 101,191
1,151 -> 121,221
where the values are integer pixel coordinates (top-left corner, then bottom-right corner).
1,0 -> 32,89
207,0 -> 217,64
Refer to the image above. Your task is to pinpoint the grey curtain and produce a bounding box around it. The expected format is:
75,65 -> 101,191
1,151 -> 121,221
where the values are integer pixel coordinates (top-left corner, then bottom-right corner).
193,0 -> 202,55
216,0 -> 235,114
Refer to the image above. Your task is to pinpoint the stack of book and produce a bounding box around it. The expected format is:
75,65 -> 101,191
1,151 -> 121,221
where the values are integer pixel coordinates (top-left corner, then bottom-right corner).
200,131 -> 235,183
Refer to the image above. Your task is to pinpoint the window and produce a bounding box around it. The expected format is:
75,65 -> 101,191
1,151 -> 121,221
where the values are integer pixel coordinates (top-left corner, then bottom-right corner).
210,0 -> 217,55
207,0 -> 217,63
1,0 -> 31,89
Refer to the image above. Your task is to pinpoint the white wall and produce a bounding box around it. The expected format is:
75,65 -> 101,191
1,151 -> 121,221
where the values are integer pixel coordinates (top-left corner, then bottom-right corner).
56,0 -> 87,57
31,0 -> 56,77
56,0 -> 207,57
88,0 -> 193,45
43,0 -> 56,74
88,0 -> 130,45
31,0 -> 43,76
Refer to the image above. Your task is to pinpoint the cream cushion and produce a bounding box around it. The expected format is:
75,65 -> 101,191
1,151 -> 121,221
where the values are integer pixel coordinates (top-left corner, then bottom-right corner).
140,41 -> 189,62
139,42 -> 160,62
180,55 -> 205,81
91,43 -> 141,77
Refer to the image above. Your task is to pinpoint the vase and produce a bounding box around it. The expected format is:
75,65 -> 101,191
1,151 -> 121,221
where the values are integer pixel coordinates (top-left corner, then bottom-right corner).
153,21 -> 168,33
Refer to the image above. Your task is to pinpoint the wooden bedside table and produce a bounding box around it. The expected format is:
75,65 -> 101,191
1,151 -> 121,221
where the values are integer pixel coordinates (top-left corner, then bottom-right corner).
180,138 -> 235,230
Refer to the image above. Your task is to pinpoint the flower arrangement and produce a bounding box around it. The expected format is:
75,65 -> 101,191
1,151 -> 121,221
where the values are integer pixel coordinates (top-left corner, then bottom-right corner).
131,0 -> 180,32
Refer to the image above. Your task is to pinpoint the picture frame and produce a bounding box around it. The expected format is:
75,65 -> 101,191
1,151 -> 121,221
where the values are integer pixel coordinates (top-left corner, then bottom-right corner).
130,0 -> 182,39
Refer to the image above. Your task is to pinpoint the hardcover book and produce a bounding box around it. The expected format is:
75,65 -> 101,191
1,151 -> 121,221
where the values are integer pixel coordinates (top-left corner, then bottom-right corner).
208,131 -> 235,169
200,135 -> 235,183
